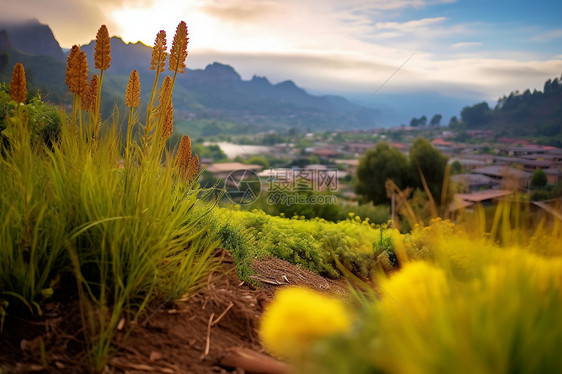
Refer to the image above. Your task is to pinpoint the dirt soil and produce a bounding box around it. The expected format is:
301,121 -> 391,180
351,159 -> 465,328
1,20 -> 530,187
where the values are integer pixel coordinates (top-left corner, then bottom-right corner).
0,251 -> 348,373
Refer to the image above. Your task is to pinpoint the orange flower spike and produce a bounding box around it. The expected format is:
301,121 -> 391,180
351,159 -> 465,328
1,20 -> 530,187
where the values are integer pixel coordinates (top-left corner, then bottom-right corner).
10,63 -> 27,104
185,154 -> 199,182
156,76 -> 173,118
150,30 -> 167,72
84,74 -> 99,112
94,25 -> 111,71
65,45 -> 79,90
169,21 -> 189,74
72,50 -> 89,96
176,135 -> 192,171
125,70 -> 141,108
161,101 -> 174,140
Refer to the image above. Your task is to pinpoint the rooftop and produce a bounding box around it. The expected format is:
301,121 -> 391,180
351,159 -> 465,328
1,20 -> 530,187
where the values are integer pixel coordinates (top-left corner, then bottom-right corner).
471,165 -> 530,179
456,189 -> 514,203
206,162 -> 264,174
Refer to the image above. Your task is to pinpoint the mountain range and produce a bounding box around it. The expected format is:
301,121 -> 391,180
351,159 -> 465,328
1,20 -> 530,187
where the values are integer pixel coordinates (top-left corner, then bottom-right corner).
0,19 -> 383,136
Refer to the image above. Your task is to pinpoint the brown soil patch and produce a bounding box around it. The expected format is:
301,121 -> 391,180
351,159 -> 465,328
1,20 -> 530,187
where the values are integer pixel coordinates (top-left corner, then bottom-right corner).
0,251 -> 349,373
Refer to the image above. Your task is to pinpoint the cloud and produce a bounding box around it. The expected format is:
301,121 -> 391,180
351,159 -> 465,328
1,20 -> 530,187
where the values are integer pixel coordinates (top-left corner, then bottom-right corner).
530,29 -> 562,42
342,0 -> 456,11
0,0 -> 120,46
375,17 -> 447,30
199,0 -> 284,22
451,41 -> 482,48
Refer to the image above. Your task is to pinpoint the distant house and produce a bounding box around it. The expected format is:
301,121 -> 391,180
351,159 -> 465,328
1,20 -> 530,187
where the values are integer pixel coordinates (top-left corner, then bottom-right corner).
471,165 -> 530,189
431,138 -> 454,147
455,189 -> 514,206
342,142 -> 376,155
451,173 -> 499,192
206,162 -> 264,179
492,156 -> 559,171
545,168 -> 562,185
387,142 -> 409,152
449,158 -> 487,171
309,147 -> 341,159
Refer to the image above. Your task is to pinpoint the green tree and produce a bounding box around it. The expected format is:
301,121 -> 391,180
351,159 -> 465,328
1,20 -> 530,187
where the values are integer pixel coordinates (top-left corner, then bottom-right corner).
530,169 -> 547,190
449,115 -> 460,129
409,137 -> 449,204
430,114 -> 442,126
461,102 -> 491,128
355,143 -> 410,204
247,155 -> 270,169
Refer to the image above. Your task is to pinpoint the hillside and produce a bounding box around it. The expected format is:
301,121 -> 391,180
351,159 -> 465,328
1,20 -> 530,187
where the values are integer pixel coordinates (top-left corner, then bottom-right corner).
0,20 -> 382,136
456,75 -> 562,145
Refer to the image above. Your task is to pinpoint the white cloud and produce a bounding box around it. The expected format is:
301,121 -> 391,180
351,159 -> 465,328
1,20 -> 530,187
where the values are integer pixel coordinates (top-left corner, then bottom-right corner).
1,0 -> 560,102
451,42 -> 482,48
375,17 -> 447,30
530,29 -> 562,42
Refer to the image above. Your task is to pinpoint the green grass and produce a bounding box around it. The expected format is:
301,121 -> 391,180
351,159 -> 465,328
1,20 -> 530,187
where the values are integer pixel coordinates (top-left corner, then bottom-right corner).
1,67 -> 219,371
216,207 -> 394,279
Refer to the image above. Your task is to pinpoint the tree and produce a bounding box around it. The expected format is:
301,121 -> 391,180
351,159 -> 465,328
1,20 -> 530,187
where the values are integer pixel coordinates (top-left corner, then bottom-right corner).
430,114 -> 442,127
449,116 -> 460,129
530,169 -> 547,190
460,102 -> 491,128
409,137 -> 449,205
355,143 -> 410,205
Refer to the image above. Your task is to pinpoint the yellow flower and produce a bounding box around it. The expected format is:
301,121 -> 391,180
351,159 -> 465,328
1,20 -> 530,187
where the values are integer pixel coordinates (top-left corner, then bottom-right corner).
260,287 -> 351,360
10,63 -> 26,104
379,261 -> 449,324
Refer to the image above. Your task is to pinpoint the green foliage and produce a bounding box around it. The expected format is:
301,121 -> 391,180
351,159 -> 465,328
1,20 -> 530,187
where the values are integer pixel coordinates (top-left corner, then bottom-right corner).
355,140 -> 449,207
246,154 -> 270,168
409,115 -> 427,127
461,101 -> 491,127
430,114 -> 442,126
355,142 -> 410,205
0,93 -> 218,370
409,137 -> 449,204
217,208 -> 394,278
452,74 -> 562,143
216,222 -> 255,283
286,208 -> 562,374
530,169 -> 547,190
0,83 -> 62,147
192,142 -> 227,161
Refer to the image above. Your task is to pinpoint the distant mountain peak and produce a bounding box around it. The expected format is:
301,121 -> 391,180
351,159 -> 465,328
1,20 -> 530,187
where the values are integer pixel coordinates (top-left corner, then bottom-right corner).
275,80 -> 306,95
204,62 -> 241,81
0,19 -> 65,61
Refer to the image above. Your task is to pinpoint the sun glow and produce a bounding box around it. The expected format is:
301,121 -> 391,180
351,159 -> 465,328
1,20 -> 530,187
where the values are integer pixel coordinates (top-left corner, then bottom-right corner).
110,0 -> 216,50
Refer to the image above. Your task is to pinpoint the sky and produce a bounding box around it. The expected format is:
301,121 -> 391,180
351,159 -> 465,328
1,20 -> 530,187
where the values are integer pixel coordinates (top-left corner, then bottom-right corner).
2,0 -> 562,105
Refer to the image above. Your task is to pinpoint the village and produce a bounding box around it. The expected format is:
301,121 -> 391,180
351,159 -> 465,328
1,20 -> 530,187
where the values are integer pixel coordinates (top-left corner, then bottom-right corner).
200,126 -> 562,219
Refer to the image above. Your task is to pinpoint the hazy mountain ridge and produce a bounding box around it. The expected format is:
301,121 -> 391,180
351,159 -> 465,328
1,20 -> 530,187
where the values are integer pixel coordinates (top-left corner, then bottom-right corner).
0,19 -> 383,132
0,19 -> 65,61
